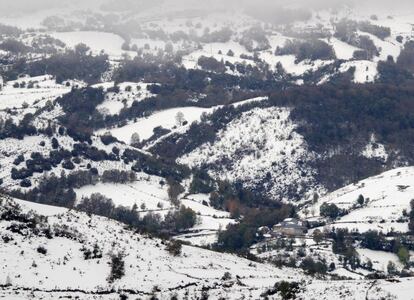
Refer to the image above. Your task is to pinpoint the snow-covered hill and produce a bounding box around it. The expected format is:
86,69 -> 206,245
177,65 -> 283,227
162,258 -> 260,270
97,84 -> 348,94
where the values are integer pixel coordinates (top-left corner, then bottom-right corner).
303,167 -> 414,233
1,195 -> 413,299
178,106 -> 322,201
0,195 -> 297,299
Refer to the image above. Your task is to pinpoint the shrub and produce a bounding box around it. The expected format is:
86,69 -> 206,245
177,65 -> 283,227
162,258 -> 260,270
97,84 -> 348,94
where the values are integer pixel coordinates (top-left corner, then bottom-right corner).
166,240 -> 182,256
107,252 -> 125,283
198,56 -> 226,73
300,257 -> 327,275
37,246 -> 47,255
276,39 -> 336,62
320,203 -> 341,219
262,281 -> 300,299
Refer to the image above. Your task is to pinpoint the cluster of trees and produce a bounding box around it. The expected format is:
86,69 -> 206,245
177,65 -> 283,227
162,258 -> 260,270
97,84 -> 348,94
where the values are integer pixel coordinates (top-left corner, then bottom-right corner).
77,193 -> 197,236
10,138 -> 135,187
352,35 -> 379,60
0,114 -> 37,140
397,41 -> 414,74
11,170 -> 97,208
0,23 -> 22,37
300,257 -> 328,275
151,105 -> 246,160
409,200 -> 414,234
30,35 -> 66,55
0,38 -> 30,54
0,35 -> 66,56
326,229 -> 413,270
269,81 -> 414,190
11,152 -> 54,182
239,26 -> 270,52
57,87 -> 105,141
329,229 -> 360,270
126,148 -> 191,182
335,19 -> 390,42
197,56 -> 226,73
216,202 -> 294,252
360,230 -> 411,266
200,27 -> 233,44
107,252 -> 125,283
4,43 -> 109,83
101,170 -> 136,184
357,21 -> 391,40
262,281 -> 301,299
80,243 -> 102,260
276,39 -> 336,62
319,203 -> 347,219
334,19 -> 382,59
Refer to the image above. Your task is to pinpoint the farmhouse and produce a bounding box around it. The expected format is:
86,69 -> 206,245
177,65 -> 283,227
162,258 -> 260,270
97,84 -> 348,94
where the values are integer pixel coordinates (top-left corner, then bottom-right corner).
272,218 -> 307,237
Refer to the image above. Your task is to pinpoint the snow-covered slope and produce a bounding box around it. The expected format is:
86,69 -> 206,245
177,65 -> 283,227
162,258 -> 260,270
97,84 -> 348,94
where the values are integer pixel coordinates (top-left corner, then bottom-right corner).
2,195 -> 413,299
0,195 -> 300,299
50,31 -> 135,59
179,106 -> 321,201
304,167 -> 414,233
0,75 -> 72,111
99,106 -> 215,143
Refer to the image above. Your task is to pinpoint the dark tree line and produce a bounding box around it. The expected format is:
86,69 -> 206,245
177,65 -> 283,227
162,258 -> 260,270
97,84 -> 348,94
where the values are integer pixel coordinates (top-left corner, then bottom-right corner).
3,44 -> 109,83
276,39 -> 336,62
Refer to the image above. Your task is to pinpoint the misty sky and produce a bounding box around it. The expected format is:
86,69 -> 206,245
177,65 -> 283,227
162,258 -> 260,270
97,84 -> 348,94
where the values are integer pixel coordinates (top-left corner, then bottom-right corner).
0,0 -> 413,17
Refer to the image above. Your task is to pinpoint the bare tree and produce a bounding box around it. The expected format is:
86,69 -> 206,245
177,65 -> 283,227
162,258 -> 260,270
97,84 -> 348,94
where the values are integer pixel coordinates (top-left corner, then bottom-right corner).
130,132 -> 140,146
175,111 -> 185,126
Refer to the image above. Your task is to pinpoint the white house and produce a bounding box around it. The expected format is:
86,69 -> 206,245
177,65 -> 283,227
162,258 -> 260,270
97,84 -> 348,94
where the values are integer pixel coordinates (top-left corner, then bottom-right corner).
272,218 -> 307,237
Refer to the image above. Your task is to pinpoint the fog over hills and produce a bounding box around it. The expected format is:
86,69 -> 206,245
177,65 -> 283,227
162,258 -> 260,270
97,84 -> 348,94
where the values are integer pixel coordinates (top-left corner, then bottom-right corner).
1,0 -> 413,16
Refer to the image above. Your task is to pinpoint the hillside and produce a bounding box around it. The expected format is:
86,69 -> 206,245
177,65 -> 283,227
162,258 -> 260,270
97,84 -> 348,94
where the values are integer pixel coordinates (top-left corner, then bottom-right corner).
303,167 -> 414,233
1,195 -> 414,300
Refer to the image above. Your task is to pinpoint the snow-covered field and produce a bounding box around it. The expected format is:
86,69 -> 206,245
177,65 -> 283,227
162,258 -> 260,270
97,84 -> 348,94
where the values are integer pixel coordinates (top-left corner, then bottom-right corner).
95,82 -> 155,116
50,31 -> 134,58
99,106 -> 215,143
339,60 -> 378,83
75,174 -> 170,210
75,180 -> 234,246
0,75 -> 71,111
